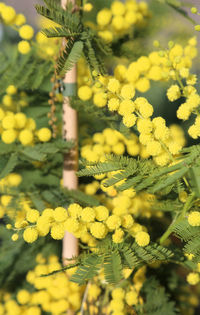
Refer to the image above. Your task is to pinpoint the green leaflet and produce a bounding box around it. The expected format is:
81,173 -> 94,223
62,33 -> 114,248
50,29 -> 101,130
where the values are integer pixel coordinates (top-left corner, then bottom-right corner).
57,41 -> 83,76
103,251 -> 123,284
71,254 -> 103,285
0,153 -> 18,179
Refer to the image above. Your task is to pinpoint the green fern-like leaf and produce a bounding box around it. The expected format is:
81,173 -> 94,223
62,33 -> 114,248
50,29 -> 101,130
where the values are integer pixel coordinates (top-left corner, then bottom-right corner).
71,254 -> 103,285
57,41 -> 83,76
103,251 -> 123,284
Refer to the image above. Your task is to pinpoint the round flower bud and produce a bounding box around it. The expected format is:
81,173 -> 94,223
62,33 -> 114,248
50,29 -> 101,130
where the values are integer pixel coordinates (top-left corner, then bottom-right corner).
18,40 -> 31,54
135,231 -> 150,247
1,129 -> 17,144
188,211 -> 200,226
23,228 -> 38,243
19,24 -> 34,40
19,129 -> 33,145
37,128 -> 52,142
78,85 -> 92,101
187,272 -> 200,285
26,209 -> 40,223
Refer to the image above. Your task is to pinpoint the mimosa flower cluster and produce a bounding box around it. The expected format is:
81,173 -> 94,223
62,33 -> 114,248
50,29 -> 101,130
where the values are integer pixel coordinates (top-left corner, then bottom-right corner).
0,2 -> 34,54
0,108 -> 52,145
10,200 -> 152,248
0,254 -> 83,315
96,0 -> 150,43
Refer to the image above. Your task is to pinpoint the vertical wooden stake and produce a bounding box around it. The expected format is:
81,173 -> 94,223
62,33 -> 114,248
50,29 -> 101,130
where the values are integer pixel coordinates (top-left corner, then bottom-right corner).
61,0 -> 78,264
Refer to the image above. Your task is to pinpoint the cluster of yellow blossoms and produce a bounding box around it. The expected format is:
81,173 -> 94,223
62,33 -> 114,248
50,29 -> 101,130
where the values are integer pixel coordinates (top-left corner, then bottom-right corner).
1,85 -> 28,109
0,2 -> 34,54
108,267 -> 146,314
0,254 -> 83,315
96,0 -> 150,43
10,199 -> 152,248
81,128 -> 149,163
0,108 -> 52,145
0,173 -> 22,219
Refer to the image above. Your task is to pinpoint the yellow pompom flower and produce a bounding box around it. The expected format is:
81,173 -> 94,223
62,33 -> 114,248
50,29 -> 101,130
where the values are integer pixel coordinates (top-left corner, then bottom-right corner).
188,124 -> 200,139
188,211 -> 200,226
1,5 -> 16,23
176,103 -> 191,120
64,218 -> 79,233
68,203 -> 82,218
1,129 -> 17,144
90,222 -> 107,239
19,24 -> 34,40
111,1 -> 125,15
15,113 -> 27,129
81,207 -> 95,222
2,94 -> 13,107
108,98 -> 120,111
51,223 -> 65,240
125,290 -> 138,306
93,92 -> 107,107
112,288 -> 125,299
6,85 -> 17,95
2,115 -> 15,129
123,113 -> 137,127
14,13 -> 26,26
187,272 -> 200,285
120,84 -> 135,99
78,85 -> 93,101
37,128 -> 52,142
54,207 -> 68,222
19,129 -> 33,145
96,9 -> 112,26
11,233 -> 19,241
23,227 -> 38,243
112,228 -> 124,243
18,40 -> 31,54
137,118 -> 152,134
26,209 -> 40,223
121,214 -> 134,229
146,140 -> 161,156
36,216 -> 50,236
135,77 -> 150,93
118,100 -> 135,116
106,215 -> 121,230
17,290 -> 31,305
83,3 -> 93,12
135,231 -> 150,247
110,299 -> 124,312
108,78 -> 120,93
167,85 -> 181,101
95,206 -> 109,221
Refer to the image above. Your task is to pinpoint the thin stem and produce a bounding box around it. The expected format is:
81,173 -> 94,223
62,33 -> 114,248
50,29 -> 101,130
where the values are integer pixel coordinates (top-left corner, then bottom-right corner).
160,191 -> 196,244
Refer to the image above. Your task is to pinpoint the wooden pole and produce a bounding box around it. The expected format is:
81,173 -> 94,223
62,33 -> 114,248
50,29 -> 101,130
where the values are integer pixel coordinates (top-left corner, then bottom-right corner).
61,0 -> 78,264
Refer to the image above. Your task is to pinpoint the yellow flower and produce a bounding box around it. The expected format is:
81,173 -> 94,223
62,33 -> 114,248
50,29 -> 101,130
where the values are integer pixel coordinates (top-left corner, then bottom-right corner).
50,223 -> 65,240
23,227 -> 38,243
95,206 -> 109,221
135,231 -> 150,247
106,215 -> 121,230
167,85 -> 181,101
78,85 -> 93,101
81,207 -> 96,223
17,290 -> 31,304
1,129 -> 17,144
125,290 -> 138,306
112,228 -> 124,243
54,207 -> 68,222
19,129 -> 34,145
1,5 -> 16,23
18,40 -> 31,54
108,78 -> 120,93
19,24 -> 34,40
187,272 -> 200,285
26,209 -> 40,223
6,85 -> 17,95
90,222 -> 107,239
123,113 -> 137,127
188,211 -> 200,226
120,84 -> 135,99
37,128 -> 52,142
112,288 -> 125,299
96,9 -> 112,26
